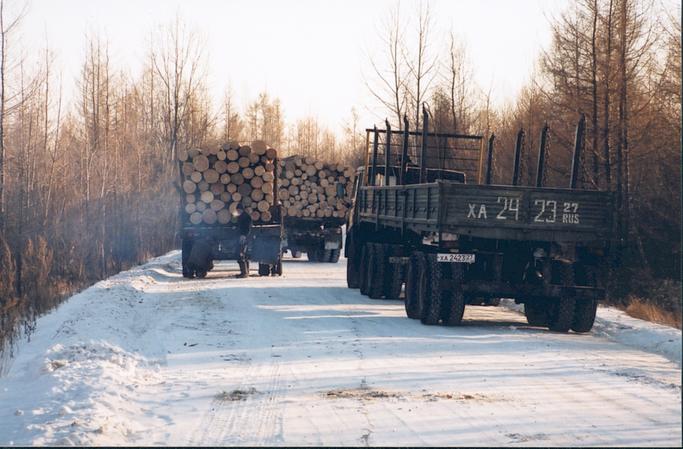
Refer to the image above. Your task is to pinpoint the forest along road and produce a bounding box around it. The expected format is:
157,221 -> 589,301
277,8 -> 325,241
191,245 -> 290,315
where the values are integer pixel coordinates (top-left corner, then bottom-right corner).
0,251 -> 681,446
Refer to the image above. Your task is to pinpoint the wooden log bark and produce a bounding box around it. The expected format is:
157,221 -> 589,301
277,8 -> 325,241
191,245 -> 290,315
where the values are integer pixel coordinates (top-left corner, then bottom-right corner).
183,144 -> 281,226
183,180 -> 197,194
193,155 -> 210,172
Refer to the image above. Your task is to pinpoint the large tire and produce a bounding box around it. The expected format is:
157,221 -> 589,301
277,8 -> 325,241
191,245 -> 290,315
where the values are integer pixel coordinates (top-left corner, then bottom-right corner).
420,255 -> 443,325
307,249 -> 318,262
441,263 -> 466,326
347,254 -> 360,289
367,244 -> 386,299
308,247 -> 325,262
258,263 -> 270,276
384,246 -> 403,300
182,237 -> 193,278
404,253 -> 422,319
346,232 -> 360,288
547,262 -> 576,332
572,298 -> 598,332
347,255 -> 360,289
524,301 -> 549,326
271,260 -> 283,276
359,244 -> 370,296
415,255 -> 436,325
329,248 -> 341,263
572,265 -> 599,332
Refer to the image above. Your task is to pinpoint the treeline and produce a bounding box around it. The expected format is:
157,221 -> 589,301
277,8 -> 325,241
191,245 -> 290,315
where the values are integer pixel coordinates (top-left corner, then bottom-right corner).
370,0 -> 680,314
220,88 -> 363,165
0,15 -> 198,356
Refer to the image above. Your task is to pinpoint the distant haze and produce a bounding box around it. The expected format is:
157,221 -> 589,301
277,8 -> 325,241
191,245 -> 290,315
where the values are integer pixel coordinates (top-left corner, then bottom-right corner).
22,0 -> 569,133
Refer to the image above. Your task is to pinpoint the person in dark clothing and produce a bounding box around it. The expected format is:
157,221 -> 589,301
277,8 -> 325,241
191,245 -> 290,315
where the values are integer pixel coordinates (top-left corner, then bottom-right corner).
236,203 -> 252,278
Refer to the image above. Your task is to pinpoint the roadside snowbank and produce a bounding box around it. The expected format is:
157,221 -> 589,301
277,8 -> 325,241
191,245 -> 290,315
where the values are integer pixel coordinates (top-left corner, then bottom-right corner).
0,256 -> 170,446
502,299 -> 682,365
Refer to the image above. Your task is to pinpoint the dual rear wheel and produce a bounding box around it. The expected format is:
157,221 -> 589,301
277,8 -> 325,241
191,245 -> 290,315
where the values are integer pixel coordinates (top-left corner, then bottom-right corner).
524,262 -> 599,333
348,242 -> 466,327
356,242 -> 405,300
405,252 -> 465,326
307,247 -> 341,263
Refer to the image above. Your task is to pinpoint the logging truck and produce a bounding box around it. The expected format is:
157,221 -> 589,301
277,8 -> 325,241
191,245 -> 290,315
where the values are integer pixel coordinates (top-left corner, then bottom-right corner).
177,141 -> 284,278
278,155 -> 354,263
345,108 -> 615,332
283,217 -> 344,262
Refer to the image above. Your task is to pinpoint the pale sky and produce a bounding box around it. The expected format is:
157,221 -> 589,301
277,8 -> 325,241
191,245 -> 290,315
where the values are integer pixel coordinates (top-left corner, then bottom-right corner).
20,0 -> 570,134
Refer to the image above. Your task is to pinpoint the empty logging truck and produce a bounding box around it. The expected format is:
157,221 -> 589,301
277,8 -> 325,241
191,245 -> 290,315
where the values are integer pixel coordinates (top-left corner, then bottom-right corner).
345,108 -> 614,333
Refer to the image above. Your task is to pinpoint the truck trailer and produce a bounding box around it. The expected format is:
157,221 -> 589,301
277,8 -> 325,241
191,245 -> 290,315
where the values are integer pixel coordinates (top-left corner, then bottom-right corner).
178,142 -> 284,278
345,109 -> 614,332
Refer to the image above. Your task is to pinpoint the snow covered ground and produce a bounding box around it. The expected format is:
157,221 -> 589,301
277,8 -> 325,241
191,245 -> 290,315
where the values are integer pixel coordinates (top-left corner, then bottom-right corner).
0,251 -> 680,446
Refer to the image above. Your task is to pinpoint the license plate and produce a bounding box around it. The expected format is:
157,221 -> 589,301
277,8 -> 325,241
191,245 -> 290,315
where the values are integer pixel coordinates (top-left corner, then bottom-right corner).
325,241 -> 341,250
437,253 -> 475,263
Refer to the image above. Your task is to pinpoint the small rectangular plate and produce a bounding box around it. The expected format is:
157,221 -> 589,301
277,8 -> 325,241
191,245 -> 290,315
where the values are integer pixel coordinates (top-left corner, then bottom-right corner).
437,253 -> 475,263
325,241 -> 341,250
388,256 -> 410,264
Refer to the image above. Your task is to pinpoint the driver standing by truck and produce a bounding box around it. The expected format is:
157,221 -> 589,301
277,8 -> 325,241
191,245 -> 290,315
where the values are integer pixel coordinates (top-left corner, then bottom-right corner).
236,203 -> 252,278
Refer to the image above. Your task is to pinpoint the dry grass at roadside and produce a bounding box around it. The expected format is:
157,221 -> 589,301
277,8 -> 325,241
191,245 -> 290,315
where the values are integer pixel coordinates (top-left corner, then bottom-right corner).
625,298 -> 681,329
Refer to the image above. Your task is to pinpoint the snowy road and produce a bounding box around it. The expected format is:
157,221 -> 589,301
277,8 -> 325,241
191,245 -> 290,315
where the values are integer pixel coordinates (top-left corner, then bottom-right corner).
0,251 -> 681,446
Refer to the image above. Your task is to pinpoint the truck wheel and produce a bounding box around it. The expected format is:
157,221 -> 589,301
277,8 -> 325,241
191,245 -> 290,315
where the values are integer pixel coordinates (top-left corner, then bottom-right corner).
571,299 -> 598,332
547,262 -> 576,332
322,249 -> 333,262
404,253 -> 422,319
415,254 -> 433,323
367,244 -> 385,299
420,255 -> 443,325
571,265 -> 599,333
258,263 -> 270,276
383,245 -> 403,299
182,237 -> 193,278
345,231 -> 360,288
271,260 -> 283,276
196,270 -> 207,279
291,250 -> 302,259
524,301 -> 548,326
328,249 -> 341,263
359,244 -> 370,296
441,263 -> 466,326
307,248 -> 319,262
346,250 -> 360,289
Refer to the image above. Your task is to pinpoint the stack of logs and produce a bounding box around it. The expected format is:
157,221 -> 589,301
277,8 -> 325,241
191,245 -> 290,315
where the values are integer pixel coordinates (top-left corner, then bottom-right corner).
278,155 -> 354,219
179,141 -> 277,225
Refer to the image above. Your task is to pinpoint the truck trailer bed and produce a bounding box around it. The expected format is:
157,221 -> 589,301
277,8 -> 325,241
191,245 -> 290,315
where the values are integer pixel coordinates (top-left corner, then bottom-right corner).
358,181 -> 613,243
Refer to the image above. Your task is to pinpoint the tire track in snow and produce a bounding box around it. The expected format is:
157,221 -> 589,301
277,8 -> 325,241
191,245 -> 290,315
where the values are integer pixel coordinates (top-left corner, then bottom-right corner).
189,362 -> 283,445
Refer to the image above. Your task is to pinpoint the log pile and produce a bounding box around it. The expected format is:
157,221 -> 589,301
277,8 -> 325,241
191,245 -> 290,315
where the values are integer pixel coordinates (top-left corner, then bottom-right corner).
179,141 -> 278,225
277,155 -> 354,219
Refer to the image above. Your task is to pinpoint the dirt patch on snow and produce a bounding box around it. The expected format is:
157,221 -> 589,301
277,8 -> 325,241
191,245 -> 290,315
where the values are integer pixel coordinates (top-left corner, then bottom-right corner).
421,392 -> 491,401
215,387 -> 258,402
324,388 -> 403,400
323,388 -> 497,403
